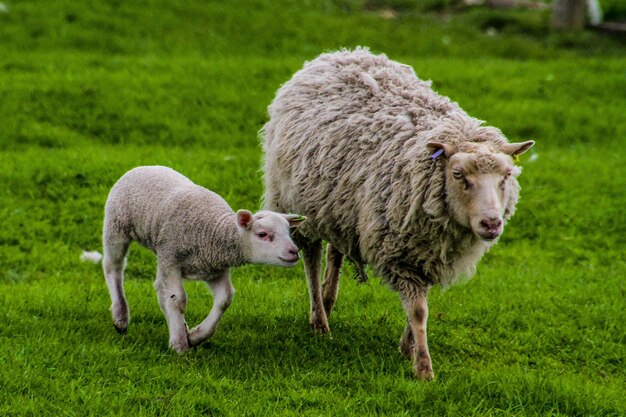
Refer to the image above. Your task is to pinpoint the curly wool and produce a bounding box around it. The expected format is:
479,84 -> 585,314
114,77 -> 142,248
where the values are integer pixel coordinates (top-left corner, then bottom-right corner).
262,47 -> 521,288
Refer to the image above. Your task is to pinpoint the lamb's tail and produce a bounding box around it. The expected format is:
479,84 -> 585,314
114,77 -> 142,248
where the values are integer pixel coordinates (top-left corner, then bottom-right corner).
81,250 -> 103,264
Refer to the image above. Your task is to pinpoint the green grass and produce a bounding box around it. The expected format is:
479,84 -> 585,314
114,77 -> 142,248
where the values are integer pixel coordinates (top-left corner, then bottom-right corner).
1,0 -> 625,415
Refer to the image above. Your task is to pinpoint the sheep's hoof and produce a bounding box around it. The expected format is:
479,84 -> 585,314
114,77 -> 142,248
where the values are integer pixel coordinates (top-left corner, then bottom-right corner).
322,298 -> 337,317
414,362 -> 435,381
113,324 -> 127,335
310,320 -> 331,334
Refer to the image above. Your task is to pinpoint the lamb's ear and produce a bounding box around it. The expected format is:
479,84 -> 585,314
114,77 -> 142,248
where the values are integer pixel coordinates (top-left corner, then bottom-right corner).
283,214 -> 307,228
426,142 -> 455,159
236,209 -> 254,229
500,140 -> 535,156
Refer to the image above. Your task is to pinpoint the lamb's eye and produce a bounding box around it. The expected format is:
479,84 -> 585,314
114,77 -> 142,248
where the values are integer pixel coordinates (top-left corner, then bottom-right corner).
452,170 -> 463,179
257,232 -> 268,239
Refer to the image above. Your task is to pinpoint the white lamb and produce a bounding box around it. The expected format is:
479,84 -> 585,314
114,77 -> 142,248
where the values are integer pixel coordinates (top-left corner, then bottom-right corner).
102,166 -> 305,352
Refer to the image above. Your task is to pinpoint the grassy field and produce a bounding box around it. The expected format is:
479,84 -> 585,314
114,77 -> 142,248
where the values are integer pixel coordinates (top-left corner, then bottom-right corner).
1,0 -> 625,415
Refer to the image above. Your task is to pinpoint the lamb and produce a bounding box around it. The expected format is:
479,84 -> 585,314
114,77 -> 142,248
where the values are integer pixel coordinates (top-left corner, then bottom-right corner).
261,47 -> 534,380
102,166 -> 305,352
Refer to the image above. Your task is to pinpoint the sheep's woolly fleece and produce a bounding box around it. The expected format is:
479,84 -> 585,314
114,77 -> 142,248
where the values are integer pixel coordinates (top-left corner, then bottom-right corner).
262,47 -> 522,288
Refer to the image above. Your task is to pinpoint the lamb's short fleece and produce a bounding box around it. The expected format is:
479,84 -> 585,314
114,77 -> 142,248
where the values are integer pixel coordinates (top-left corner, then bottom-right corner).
103,166 -> 304,352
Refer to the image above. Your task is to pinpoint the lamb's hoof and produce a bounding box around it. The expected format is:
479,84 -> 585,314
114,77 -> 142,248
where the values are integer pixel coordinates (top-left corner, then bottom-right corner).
170,339 -> 191,354
113,324 -> 127,335
172,345 -> 190,354
187,328 -> 207,347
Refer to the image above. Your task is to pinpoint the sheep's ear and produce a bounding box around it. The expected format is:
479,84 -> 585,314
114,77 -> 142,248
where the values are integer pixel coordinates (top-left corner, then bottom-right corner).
284,214 -> 307,228
500,140 -> 535,156
236,210 -> 254,229
426,142 -> 455,159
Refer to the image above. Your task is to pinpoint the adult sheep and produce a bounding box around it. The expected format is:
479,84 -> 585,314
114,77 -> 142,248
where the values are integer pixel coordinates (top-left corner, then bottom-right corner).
261,48 -> 534,380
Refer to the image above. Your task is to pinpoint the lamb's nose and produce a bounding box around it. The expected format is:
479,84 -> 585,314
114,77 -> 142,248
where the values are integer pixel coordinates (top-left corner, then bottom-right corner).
480,218 -> 502,231
289,248 -> 299,258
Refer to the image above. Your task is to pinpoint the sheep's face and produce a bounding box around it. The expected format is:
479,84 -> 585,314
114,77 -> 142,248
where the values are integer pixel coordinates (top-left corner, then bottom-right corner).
236,210 -> 306,266
428,140 -> 534,242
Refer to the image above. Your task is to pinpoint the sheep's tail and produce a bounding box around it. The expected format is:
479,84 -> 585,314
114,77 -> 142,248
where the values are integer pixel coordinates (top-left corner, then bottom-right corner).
81,250 -> 103,264
346,258 -> 369,283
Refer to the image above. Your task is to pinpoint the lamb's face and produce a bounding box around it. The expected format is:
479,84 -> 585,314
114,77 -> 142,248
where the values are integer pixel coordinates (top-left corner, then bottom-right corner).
427,140 -> 534,243
236,210 -> 306,266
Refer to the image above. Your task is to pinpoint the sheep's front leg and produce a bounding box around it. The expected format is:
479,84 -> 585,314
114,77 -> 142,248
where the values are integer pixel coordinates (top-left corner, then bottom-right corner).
154,262 -> 189,353
321,243 -> 343,316
188,270 -> 234,346
400,286 -> 434,380
399,322 -> 414,359
302,240 -> 330,333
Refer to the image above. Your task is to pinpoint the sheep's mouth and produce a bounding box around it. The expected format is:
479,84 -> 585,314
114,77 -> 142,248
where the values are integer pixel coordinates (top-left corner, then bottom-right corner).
476,231 -> 500,242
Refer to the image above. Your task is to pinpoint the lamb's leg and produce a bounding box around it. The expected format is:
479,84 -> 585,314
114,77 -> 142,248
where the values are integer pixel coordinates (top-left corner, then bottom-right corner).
321,243 -> 343,316
400,286 -> 434,380
154,261 -> 189,353
188,270 -> 234,347
302,240 -> 330,333
102,235 -> 130,334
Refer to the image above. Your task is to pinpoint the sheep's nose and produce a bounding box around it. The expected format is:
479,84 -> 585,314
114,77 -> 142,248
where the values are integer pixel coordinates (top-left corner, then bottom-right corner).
480,218 -> 502,232
289,247 -> 299,258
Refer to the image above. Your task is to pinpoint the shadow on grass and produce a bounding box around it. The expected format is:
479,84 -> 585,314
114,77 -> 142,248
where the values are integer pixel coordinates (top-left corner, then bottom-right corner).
90,311 -> 409,380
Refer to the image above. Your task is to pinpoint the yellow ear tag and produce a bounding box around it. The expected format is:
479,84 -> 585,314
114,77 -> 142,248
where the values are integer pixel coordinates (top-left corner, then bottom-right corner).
513,154 -> 520,164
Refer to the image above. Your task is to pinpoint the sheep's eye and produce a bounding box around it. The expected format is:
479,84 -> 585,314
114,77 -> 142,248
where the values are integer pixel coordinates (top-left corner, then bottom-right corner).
257,232 -> 268,239
452,170 -> 471,189
500,171 -> 512,188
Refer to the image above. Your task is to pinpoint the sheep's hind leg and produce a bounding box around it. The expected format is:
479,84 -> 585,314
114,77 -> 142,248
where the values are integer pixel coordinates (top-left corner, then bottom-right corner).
302,240 -> 330,333
154,261 -> 189,353
188,270 -> 234,347
102,235 -> 130,334
321,243 -> 343,316
399,285 -> 434,380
